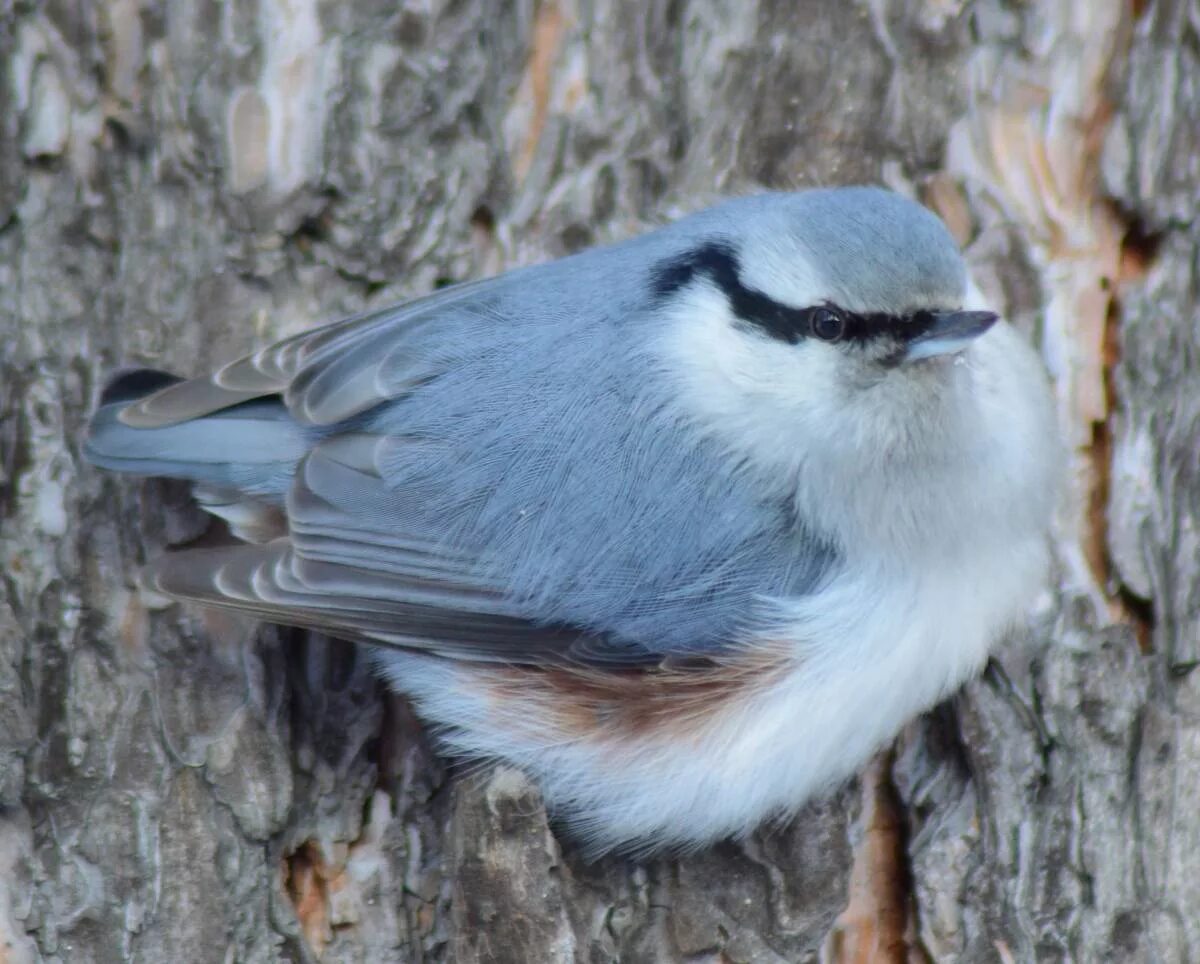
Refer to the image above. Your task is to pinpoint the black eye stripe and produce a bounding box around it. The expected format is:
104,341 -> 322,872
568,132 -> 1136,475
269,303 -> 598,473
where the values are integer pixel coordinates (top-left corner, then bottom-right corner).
651,242 -> 940,345
652,241 -> 807,342
844,309 -> 939,343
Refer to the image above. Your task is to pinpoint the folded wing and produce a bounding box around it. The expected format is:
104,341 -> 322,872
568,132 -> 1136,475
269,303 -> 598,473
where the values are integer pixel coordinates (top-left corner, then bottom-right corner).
100,241 -> 835,668
118,277 -> 496,429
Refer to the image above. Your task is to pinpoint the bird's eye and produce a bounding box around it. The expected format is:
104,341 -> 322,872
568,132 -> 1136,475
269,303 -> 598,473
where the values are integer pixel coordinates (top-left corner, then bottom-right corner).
809,307 -> 846,342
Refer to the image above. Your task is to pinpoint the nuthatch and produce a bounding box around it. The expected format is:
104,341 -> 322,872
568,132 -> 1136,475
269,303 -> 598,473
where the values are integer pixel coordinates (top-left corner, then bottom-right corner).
86,187 -> 1060,852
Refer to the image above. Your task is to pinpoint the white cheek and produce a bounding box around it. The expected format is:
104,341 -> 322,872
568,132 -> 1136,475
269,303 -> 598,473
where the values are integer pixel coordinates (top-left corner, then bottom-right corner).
649,287 -> 1058,564
644,284 -> 846,485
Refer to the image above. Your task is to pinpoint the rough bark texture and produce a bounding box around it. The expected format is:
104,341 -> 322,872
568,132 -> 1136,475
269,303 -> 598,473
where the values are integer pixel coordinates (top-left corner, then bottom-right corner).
1,1 -> 1196,961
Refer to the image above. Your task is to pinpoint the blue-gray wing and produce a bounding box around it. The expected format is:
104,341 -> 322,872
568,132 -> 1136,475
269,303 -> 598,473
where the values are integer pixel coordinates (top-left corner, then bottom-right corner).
125,220 -> 838,665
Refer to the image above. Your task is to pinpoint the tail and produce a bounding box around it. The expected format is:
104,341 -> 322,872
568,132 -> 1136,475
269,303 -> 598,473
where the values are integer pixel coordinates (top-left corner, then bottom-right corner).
85,368 -> 309,538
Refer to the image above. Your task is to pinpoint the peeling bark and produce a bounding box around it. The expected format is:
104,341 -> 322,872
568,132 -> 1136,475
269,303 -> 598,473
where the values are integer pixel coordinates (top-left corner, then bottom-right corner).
823,755 -> 914,964
2,1 -> 1198,961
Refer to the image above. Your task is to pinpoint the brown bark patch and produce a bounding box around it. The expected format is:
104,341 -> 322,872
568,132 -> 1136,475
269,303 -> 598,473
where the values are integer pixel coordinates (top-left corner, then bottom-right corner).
513,3 -> 568,184
283,841 -> 339,955
824,754 -> 917,964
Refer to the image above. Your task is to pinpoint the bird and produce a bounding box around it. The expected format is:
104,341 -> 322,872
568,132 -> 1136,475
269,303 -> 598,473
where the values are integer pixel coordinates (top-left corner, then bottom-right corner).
84,186 -> 1060,854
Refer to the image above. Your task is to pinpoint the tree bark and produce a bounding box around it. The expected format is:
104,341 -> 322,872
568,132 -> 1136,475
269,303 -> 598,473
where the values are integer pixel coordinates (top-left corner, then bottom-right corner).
1,1 -> 1196,961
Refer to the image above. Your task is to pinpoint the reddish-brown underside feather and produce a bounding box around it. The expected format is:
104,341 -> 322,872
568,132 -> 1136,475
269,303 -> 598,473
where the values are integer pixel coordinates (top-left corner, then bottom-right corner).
475,643 -> 795,743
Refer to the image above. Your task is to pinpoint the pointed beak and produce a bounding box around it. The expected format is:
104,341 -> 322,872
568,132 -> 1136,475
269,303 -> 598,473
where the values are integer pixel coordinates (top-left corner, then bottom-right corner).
902,310 -> 999,363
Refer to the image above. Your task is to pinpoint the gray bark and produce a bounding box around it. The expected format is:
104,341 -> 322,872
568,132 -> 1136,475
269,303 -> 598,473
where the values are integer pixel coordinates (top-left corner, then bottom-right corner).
1,1 -> 1196,961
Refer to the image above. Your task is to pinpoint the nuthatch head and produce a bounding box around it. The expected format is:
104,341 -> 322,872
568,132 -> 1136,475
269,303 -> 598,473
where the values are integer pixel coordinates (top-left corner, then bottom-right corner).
86,187 -> 1060,853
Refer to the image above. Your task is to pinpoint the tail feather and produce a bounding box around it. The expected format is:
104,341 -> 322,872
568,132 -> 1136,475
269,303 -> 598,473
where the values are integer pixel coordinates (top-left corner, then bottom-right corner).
99,368 -> 185,406
84,367 -> 308,499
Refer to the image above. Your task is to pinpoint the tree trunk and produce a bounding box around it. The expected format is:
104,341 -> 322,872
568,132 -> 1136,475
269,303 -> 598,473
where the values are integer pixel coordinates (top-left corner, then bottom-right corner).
2,1 -> 1195,961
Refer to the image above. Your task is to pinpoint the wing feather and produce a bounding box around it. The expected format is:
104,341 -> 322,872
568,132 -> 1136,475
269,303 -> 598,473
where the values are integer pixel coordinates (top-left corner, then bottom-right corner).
106,230 -> 832,668
118,276 -> 498,429
150,541 -> 606,662
147,436 -> 638,663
